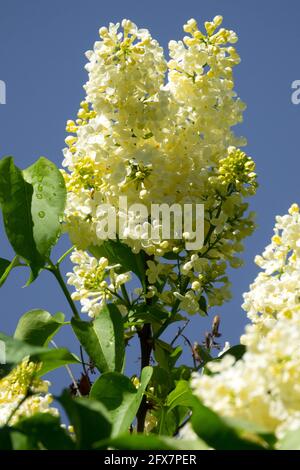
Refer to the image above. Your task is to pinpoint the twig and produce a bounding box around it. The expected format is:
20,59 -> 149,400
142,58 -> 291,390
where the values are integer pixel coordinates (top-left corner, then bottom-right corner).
51,340 -> 81,396
80,346 -> 91,386
181,334 -> 197,369
170,320 -> 190,346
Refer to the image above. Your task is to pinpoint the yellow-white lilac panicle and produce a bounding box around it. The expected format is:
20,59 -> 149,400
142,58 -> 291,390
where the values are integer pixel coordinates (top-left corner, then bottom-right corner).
188,204 -> 300,440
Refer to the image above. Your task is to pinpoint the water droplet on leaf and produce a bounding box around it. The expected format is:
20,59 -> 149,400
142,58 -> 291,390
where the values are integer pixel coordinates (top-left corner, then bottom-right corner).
38,211 -> 45,218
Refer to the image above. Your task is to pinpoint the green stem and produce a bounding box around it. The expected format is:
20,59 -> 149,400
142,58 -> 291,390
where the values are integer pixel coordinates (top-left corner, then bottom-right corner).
6,388 -> 32,425
159,406 -> 166,435
153,300 -> 180,340
154,252 -> 192,340
105,287 -> 127,304
121,284 -> 131,308
56,245 -> 75,265
203,202 -> 222,247
47,261 -> 80,319
136,322 -> 152,433
51,340 -> 81,395
136,254 -> 154,433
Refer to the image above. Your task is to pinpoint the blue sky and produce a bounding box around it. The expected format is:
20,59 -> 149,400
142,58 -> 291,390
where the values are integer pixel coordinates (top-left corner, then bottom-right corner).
1,0 -> 300,391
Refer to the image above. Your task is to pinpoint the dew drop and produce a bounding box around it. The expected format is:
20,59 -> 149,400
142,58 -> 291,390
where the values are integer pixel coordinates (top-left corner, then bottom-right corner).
38,211 -> 45,218
36,194 -> 43,199
38,184 -> 43,192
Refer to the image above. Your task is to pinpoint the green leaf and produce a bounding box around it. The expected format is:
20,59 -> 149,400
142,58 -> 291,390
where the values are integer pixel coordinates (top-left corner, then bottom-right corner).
166,380 -> 198,412
14,309 -> 66,346
223,416 -> 276,448
90,367 -> 153,437
89,239 -> 146,288
198,295 -> 207,315
191,398 -> 266,450
218,344 -> 246,361
0,255 -> 19,287
23,157 -> 66,259
203,344 -> 246,375
0,332 -> 79,378
97,433 -> 208,450
14,413 -> 75,450
71,304 -> 125,373
10,431 -> 36,450
58,390 -> 112,450
277,429 -> 300,450
0,157 -> 43,280
0,427 -> 13,450
37,350 -> 80,376
154,339 -> 182,371
156,406 -> 179,436
0,257 -> 10,278
128,305 -> 169,325
171,365 -> 191,382
162,252 -> 182,260
0,427 -> 36,450
150,366 -> 172,400
195,344 -> 213,365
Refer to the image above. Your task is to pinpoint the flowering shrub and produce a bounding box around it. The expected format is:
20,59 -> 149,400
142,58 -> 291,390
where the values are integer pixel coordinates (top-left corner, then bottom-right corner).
187,204 -> 300,446
0,16 -> 298,451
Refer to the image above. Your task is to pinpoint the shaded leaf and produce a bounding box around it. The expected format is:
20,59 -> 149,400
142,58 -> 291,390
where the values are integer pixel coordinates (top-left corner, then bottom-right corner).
128,305 -> 169,325
224,416 -> 276,448
171,365 -> 192,382
0,427 -> 13,450
71,304 -> 125,373
198,295 -> 207,315
90,367 -> 153,437
191,398 -> 266,450
15,413 -> 75,450
96,433 -> 208,450
58,390 -> 112,449
154,339 -> 182,371
0,427 -> 37,450
150,366 -> 172,400
0,257 -> 10,278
